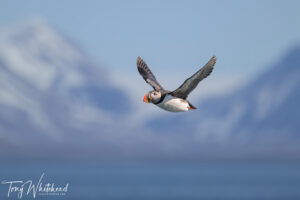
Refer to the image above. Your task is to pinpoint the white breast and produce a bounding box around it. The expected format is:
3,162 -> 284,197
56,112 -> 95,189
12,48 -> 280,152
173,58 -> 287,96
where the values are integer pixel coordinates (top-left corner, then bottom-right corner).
156,95 -> 189,112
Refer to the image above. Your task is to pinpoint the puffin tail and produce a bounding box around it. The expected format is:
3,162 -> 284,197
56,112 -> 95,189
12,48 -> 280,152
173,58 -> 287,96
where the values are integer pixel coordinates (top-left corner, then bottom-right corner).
188,102 -> 197,110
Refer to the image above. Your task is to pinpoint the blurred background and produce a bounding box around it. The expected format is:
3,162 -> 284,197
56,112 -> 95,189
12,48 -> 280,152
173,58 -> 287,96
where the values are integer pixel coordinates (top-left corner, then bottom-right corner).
0,0 -> 300,199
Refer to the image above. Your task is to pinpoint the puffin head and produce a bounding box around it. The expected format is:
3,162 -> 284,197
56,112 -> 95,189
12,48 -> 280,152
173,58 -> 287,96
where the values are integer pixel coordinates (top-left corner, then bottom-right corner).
143,90 -> 162,104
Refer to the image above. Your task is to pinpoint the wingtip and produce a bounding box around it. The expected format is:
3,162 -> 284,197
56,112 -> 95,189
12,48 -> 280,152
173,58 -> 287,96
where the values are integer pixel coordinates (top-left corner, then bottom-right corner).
137,56 -> 142,65
209,55 -> 217,66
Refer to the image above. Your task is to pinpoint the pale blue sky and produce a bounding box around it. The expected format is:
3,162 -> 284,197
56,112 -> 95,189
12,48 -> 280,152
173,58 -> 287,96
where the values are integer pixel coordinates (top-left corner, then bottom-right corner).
1,0 -> 300,79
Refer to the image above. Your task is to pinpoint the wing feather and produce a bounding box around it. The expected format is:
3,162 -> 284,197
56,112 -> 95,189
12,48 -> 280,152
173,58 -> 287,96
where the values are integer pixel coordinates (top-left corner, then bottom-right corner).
137,56 -> 164,91
171,56 -> 216,99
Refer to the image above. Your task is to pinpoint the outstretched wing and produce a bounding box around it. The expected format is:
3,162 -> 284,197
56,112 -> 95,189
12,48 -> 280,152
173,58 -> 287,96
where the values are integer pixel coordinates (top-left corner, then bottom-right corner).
137,56 -> 164,91
171,56 -> 216,99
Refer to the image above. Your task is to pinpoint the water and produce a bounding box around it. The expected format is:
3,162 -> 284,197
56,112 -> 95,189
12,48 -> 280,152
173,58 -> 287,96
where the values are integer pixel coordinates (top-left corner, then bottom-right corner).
0,161 -> 300,200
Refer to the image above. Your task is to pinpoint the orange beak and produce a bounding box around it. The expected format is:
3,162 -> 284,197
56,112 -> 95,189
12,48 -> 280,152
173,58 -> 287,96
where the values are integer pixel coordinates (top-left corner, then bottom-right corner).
143,93 -> 149,103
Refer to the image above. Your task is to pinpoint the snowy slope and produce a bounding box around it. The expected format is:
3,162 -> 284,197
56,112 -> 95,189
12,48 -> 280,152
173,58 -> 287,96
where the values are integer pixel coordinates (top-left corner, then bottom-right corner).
0,19 -> 133,156
1,19 -> 300,160
147,47 -> 300,158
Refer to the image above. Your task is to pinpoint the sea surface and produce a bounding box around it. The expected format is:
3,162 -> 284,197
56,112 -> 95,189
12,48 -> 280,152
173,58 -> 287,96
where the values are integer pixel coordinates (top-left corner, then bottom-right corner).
0,161 -> 300,200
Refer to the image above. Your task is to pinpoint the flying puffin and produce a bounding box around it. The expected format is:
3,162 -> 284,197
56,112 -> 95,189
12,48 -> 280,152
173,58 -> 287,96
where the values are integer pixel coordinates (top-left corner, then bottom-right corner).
137,56 -> 216,112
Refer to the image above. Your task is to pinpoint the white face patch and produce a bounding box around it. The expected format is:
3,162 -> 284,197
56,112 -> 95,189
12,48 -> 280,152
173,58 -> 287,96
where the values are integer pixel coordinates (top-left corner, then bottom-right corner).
151,91 -> 159,97
149,91 -> 161,103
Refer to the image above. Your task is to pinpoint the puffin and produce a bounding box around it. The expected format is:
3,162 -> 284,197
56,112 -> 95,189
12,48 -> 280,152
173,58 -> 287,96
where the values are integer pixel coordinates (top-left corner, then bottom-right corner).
137,56 -> 216,112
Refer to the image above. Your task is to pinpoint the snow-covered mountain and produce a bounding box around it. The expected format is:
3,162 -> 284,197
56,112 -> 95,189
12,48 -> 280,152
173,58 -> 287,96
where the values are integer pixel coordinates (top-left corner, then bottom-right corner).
147,47 -> 300,159
0,19 -> 137,158
1,19 -> 299,160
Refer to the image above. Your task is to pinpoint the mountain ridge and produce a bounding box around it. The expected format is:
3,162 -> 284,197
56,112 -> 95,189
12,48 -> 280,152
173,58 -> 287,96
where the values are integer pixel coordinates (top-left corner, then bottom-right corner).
0,19 -> 299,160
147,46 -> 300,158
0,19 -> 134,158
